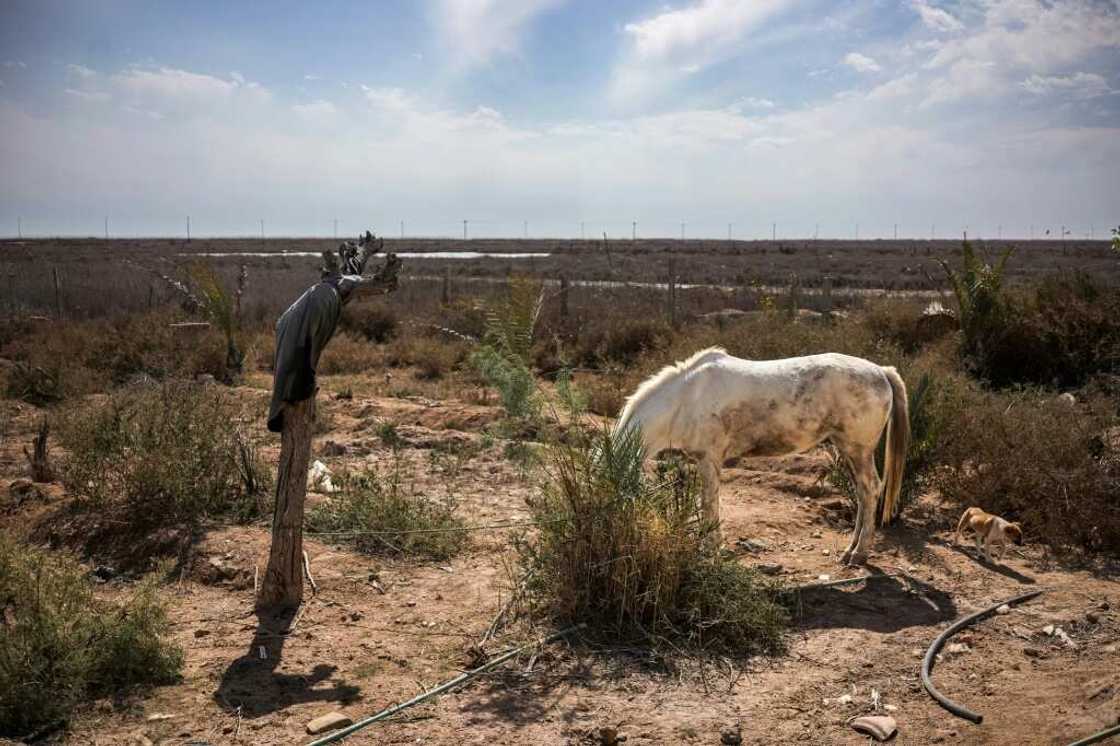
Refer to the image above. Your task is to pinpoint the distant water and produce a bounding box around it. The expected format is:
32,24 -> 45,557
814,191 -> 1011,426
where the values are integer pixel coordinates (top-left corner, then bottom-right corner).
180,251 -> 551,259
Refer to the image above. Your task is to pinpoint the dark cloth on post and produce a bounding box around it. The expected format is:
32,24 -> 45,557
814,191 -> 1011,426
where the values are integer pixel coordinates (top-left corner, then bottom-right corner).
267,280 -> 342,432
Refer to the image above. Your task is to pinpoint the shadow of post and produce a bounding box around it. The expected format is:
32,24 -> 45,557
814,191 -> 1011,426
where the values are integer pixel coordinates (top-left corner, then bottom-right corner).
214,606 -> 361,719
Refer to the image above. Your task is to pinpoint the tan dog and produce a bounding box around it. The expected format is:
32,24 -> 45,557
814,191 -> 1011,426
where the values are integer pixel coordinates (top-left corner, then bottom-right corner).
956,507 -> 1023,562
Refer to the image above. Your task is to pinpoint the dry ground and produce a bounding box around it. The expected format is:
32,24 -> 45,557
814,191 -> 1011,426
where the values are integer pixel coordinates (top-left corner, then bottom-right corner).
2,370 -> 1118,746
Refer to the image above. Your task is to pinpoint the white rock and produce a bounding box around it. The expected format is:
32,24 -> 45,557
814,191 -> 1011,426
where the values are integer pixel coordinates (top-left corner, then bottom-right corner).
306,712 -> 353,735
818,574 -> 831,581
1042,624 -> 1056,636
996,604 -> 1011,615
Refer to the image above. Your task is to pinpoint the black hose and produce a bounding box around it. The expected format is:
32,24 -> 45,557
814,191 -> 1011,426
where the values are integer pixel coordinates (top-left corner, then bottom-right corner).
1067,723 -> 1120,746
921,589 -> 1045,724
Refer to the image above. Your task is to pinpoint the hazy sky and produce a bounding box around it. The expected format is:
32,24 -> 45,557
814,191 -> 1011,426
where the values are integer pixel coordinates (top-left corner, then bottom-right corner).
1,0 -> 1117,239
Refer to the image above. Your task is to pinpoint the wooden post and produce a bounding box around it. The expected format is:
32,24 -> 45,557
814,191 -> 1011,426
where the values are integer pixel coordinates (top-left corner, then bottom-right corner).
788,273 -> 800,318
257,395 -> 315,611
667,255 -> 677,328
559,274 -> 569,320
441,266 -> 450,306
823,274 -> 833,317
52,267 -> 63,319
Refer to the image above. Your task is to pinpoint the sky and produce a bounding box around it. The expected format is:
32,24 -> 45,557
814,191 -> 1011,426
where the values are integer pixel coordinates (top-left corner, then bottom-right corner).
0,0 -> 1117,239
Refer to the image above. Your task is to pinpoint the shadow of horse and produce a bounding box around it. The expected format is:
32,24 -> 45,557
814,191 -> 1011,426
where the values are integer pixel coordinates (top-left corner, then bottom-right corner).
793,563 -> 959,631
214,606 -> 360,720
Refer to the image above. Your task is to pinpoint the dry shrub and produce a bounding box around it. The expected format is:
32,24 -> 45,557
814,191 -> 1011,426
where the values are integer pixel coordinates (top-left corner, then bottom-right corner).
862,298 -> 939,353
582,373 -> 629,418
518,427 -> 787,653
932,389 -> 1120,554
59,382 -> 267,531
341,301 -> 398,343
316,331 -> 381,374
574,318 -> 673,367
308,460 -> 464,559
384,336 -> 467,380
0,534 -> 182,737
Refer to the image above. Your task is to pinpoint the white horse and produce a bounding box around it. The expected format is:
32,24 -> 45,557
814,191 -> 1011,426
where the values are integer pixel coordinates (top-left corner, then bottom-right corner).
614,347 -> 909,565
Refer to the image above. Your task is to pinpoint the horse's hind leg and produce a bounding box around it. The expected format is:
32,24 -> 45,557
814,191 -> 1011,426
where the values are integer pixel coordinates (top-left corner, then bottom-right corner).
840,445 -> 882,566
697,456 -> 723,545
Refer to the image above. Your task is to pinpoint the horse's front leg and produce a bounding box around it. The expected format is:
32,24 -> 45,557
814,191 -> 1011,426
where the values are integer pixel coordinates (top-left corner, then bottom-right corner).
697,456 -> 723,546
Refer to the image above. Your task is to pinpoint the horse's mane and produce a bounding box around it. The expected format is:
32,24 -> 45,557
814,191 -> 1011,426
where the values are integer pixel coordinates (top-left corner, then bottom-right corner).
615,346 -> 728,430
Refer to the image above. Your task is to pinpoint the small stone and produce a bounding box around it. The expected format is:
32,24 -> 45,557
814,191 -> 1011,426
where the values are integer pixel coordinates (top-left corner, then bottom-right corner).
596,726 -> 625,745
1086,611 -> 1100,624
1099,601 -> 1111,611
306,712 -> 353,735
720,725 -> 743,745
996,604 -> 1011,615
349,611 -> 363,622
193,629 -> 209,638
1042,624 -> 1056,636
811,531 -> 823,539
945,642 -> 971,657
912,648 -> 924,659
91,565 -> 115,583
146,713 -> 175,722
1023,646 -> 1045,658
822,549 -> 831,556
9,478 -> 35,498
817,574 -> 831,582
757,563 -> 783,576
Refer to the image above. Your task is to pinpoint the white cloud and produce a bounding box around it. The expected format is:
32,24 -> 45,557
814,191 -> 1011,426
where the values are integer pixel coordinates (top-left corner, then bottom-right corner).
1020,72 -> 1113,99
917,1 -> 1120,107
64,88 -> 111,102
843,52 -> 881,73
304,73 -> 321,81
434,0 -> 565,68
612,0 -> 798,104
361,85 -> 415,111
912,1 -> 963,33
623,0 -> 795,65
2,60 -> 26,69
106,67 -> 270,118
865,73 -> 917,101
293,99 -> 338,118
738,96 -> 776,109
923,58 -> 999,106
66,64 -> 96,79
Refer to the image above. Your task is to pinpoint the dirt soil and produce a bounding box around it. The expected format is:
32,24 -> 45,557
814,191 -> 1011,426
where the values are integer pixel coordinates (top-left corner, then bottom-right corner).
2,377 -> 1118,746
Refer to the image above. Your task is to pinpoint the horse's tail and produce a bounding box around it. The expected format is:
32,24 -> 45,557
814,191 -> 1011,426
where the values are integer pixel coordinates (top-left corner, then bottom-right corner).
880,366 -> 910,526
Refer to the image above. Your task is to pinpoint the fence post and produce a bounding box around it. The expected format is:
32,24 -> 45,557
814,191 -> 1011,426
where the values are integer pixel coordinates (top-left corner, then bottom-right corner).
667,255 -> 677,328
441,266 -> 450,306
53,267 -> 63,319
787,273 -> 800,318
559,274 -> 569,320
823,274 -> 833,317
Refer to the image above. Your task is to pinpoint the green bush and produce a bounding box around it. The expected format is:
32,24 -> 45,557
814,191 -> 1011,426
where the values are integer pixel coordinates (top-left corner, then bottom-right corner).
0,534 -> 182,737
517,427 -> 787,653
4,361 -> 66,406
60,382 -> 266,528
308,461 -> 465,559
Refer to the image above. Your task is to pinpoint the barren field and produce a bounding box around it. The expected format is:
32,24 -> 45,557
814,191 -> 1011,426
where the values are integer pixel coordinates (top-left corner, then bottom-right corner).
2,371 -> 1119,745
1,237 -> 1118,746
2,237 -> 1115,320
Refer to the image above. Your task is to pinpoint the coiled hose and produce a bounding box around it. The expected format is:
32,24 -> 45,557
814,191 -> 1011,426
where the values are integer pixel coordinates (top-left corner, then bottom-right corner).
921,589 -> 1045,724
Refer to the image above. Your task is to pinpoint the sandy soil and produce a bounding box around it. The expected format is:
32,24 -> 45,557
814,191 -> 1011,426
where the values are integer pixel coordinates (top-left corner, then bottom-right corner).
1,377 -> 1117,746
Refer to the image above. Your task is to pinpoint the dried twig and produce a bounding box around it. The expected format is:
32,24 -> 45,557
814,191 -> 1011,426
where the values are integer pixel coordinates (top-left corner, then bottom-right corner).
302,551 -> 318,595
